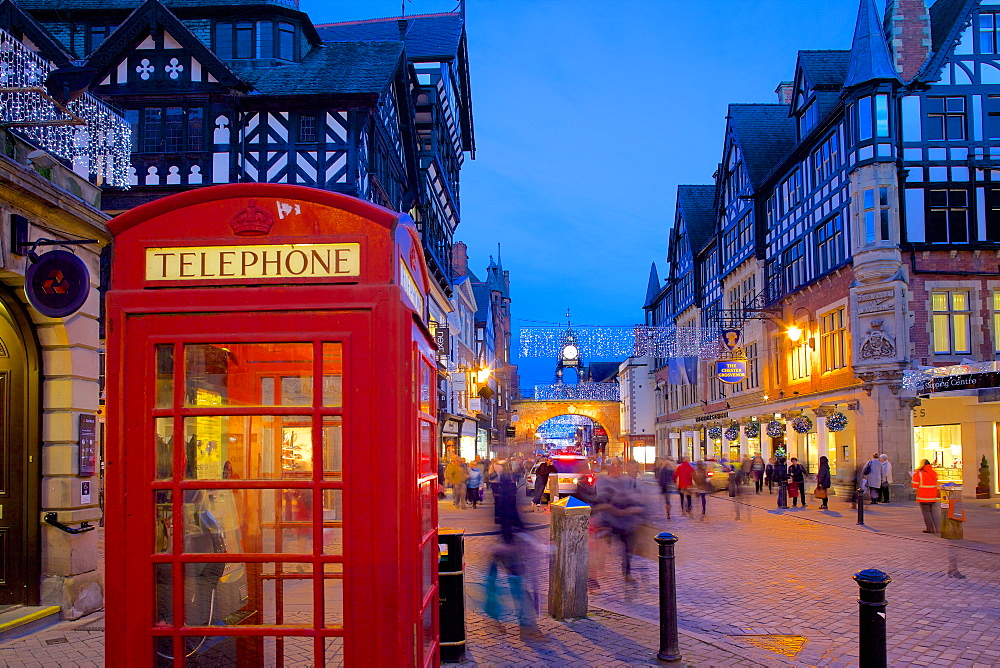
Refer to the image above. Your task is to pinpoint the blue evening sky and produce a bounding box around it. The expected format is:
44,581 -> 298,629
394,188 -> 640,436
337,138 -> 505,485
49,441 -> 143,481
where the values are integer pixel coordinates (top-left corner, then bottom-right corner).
300,0 -> 868,388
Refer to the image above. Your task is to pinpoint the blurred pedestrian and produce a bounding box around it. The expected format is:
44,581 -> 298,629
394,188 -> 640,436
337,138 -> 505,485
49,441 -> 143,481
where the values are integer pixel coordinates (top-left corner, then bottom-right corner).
765,457 -> 775,494
692,461 -> 712,518
656,457 -> 676,519
625,458 -> 640,488
467,461 -> 484,509
774,457 -> 789,509
675,457 -> 694,515
878,453 -> 893,503
752,454 -> 765,494
862,453 -> 883,504
788,457 -> 807,507
815,455 -> 831,510
531,457 -> 555,512
444,458 -> 465,508
593,463 -> 646,582
912,459 -> 940,533
741,455 -> 753,485
485,528 -> 541,639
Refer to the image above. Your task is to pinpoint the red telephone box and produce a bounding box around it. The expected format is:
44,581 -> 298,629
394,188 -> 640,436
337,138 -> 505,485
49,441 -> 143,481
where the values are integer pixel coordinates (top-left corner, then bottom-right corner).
105,184 -> 440,667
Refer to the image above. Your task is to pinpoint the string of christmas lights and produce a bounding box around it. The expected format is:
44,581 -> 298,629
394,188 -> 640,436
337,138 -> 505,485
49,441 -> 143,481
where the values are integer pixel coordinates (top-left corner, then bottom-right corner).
0,27 -> 131,187
519,325 -> 723,359
532,382 -> 620,402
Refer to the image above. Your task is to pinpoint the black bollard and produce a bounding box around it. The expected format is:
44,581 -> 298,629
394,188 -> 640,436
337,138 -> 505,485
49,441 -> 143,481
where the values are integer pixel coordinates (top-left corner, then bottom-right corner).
853,569 -> 890,668
654,532 -> 681,663
857,487 -> 865,525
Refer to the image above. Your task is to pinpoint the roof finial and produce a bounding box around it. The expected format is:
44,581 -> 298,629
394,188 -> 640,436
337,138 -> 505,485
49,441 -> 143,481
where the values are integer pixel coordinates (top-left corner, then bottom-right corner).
566,308 -> 571,327
497,242 -> 502,266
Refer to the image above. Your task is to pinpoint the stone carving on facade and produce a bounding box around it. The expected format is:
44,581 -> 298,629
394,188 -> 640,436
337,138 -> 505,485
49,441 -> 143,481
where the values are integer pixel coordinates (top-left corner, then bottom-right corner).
859,319 -> 896,360
856,369 -> 905,396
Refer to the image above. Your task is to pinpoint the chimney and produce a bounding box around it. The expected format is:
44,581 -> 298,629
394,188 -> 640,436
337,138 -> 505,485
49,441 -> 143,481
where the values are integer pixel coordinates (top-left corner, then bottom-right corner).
397,19 -> 408,40
885,0 -> 930,82
451,241 -> 469,277
775,81 -> 794,105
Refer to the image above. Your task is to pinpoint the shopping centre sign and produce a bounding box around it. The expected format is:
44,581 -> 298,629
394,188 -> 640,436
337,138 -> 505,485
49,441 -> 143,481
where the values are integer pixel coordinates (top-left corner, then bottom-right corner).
906,361 -> 1000,393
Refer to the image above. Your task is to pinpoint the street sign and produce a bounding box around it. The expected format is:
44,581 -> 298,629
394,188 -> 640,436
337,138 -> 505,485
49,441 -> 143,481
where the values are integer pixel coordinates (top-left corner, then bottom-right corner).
79,414 -> 97,476
24,250 -> 90,318
505,426 -> 516,437
716,359 -> 748,383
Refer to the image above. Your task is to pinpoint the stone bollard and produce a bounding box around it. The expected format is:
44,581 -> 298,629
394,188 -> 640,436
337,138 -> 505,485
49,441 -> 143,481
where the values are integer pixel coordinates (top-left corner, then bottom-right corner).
548,496 -> 590,620
853,568 -> 891,668
655,532 -> 681,664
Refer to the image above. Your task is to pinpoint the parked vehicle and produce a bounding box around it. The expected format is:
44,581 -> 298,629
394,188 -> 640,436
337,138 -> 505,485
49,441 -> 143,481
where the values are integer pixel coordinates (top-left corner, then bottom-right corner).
525,455 -> 595,499
702,460 -> 731,491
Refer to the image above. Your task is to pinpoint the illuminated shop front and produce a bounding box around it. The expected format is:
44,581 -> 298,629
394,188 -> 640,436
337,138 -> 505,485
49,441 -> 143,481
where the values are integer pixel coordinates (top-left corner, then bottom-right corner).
913,424 -> 964,483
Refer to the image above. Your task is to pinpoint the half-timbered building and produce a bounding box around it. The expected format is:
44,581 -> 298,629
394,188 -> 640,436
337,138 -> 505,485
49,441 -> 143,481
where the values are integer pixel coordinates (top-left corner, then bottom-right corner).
645,0 -> 1000,498
9,0 -> 475,298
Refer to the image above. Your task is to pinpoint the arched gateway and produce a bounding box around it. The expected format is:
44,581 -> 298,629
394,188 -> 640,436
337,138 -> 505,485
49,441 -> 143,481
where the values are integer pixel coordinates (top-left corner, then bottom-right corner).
511,399 -> 622,455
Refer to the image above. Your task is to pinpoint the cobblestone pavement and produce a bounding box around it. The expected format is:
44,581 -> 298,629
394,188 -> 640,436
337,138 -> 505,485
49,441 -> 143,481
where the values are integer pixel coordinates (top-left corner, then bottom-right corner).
2,480 -> 998,666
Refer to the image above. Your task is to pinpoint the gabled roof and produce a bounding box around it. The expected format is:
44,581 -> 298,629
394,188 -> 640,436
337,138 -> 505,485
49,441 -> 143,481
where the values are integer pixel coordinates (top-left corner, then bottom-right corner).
726,104 -> 797,189
85,0 -> 246,90
798,50 -> 852,90
843,0 -> 900,88
643,262 -> 660,309
676,185 -> 716,254
315,13 -> 464,60
472,282 -> 493,323
588,362 -> 620,383
0,0 -> 72,65
916,0 -> 978,83
235,41 -> 404,96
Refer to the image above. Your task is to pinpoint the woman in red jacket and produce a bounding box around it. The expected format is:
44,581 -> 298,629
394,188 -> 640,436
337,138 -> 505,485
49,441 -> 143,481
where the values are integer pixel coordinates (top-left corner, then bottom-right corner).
911,459 -> 940,534
674,457 -> 695,515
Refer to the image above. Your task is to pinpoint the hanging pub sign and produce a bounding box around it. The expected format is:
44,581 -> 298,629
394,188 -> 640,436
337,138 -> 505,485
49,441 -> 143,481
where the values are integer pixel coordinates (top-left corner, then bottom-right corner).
716,359 -> 748,384
721,329 -> 742,351
25,250 -> 90,318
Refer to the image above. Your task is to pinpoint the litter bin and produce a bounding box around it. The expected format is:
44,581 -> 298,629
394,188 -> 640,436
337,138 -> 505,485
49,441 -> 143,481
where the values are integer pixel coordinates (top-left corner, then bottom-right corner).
940,483 -> 965,539
438,528 -> 466,662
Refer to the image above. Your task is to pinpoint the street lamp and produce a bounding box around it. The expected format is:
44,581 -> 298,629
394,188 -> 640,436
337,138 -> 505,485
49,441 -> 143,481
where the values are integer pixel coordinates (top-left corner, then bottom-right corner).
786,307 -> 815,349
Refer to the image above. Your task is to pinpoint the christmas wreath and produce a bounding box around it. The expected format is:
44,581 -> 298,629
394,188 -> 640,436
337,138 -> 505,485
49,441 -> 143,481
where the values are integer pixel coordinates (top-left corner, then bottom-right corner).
744,422 -> 760,439
707,426 -> 723,440
725,425 -> 740,441
826,412 -> 848,432
792,415 -> 813,434
766,420 -> 785,439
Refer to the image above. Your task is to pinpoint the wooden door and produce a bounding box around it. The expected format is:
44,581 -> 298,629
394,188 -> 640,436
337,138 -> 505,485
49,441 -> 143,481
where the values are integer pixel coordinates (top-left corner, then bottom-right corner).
0,302 -> 33,605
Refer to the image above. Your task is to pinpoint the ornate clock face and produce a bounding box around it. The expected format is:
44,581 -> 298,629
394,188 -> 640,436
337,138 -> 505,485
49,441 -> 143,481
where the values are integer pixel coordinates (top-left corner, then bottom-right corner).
562,344 -> 579,360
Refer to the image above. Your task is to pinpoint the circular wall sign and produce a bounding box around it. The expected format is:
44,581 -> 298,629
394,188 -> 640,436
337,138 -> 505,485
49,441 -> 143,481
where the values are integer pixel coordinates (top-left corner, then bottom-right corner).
24,250 -> 90,318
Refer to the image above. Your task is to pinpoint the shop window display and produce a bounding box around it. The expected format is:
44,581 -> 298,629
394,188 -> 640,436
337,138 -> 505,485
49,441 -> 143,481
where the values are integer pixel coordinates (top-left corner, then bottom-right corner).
913,424 -> 964,482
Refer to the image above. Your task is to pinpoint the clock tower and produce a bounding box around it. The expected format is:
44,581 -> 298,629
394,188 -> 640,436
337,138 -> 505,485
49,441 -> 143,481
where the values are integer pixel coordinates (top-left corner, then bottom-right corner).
555,310 -> 585,382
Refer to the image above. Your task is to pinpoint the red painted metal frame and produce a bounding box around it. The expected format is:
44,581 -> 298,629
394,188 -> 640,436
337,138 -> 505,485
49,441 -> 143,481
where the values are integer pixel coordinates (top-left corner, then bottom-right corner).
105,185 -> 438,667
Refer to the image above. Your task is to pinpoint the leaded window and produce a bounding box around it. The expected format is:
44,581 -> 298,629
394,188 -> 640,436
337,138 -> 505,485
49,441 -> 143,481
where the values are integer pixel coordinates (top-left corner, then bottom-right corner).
925,97 -> 966,141
136,106 -> 205,154
782,241 -> 807,290
820,307 -> 847,372
932,290 -> 972,355
815,215 -> 845,274
927,189 -> 970,243
862,187 -> 891,244
980,12 -> 1000,54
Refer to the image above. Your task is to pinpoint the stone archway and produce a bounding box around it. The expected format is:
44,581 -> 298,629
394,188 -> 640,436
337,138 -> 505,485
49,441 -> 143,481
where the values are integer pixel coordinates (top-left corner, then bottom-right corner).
510,399 -> 622,453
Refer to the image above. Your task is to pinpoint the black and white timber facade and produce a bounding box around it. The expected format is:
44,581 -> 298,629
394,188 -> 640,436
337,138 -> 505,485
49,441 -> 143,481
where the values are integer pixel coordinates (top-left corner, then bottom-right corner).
645,0 -> 1000,499
2,0 -> 474,293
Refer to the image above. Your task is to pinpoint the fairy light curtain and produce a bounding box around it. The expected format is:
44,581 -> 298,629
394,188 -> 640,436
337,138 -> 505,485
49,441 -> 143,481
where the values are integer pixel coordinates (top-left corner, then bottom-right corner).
519,325 -> 722,360
0,27 -> 131,187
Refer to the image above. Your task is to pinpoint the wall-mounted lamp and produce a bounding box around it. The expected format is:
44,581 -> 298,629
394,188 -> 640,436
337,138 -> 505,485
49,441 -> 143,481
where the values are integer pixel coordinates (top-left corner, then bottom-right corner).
786,307 -> 815,349
476,367 -> 492,384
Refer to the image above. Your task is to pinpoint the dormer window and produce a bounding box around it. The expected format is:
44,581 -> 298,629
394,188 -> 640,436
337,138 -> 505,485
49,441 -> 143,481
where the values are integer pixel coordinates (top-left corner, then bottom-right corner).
214,20 -> 298,61
86,22 -> 117,54
799,101 -> 818,136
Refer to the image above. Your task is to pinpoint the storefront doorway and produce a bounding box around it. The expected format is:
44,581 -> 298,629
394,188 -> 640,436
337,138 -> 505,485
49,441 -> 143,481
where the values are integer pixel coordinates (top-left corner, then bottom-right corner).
0,290 -> 41,606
